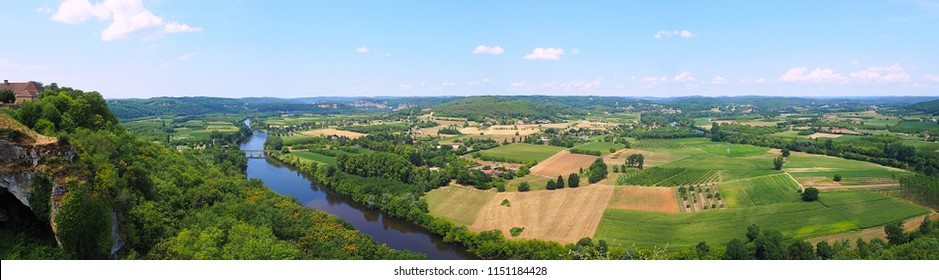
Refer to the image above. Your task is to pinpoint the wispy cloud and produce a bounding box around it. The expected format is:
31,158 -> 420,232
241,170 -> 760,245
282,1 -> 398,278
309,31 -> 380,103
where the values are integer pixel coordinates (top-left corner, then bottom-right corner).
924,74 -> 939,82
355,47 -> 369,53
711,76 -> 727,84
51,0 -> 202,41
473,45 -> 504,55
509,81 -> 527,88
672,71 -> 696,82
523,48 -> 565,60
161,52 -> 198,69
654,29 -> 695,39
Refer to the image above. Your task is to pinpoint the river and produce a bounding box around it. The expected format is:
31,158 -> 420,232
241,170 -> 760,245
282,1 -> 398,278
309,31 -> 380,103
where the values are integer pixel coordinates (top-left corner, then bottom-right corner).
239,123 -> 473,260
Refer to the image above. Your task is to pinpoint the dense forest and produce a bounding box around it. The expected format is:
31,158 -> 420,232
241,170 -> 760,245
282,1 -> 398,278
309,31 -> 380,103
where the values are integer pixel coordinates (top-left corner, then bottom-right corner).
1,87 -> 421,259
107,97 -> 361,119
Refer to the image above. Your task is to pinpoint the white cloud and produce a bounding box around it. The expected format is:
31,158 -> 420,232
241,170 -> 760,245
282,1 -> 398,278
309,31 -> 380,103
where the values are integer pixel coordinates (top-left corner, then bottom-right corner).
672,71 -> 696,82
753,78 -> 766,84
355,47 -> 369,53
467,81 -> 479,86
165,22 -> 201,33
654,29 -> 694,39
161,52 -> 198,69
383,53 -> 391,57
442,82 -> 455,86
852,60 -> 860,66
738,78 -> 767,84
571,48 -> 580,55
850,63 -> 910,83
482,78 -> 493,83
36,5 -> 53,13
509,81 -> 527,88
711,76 -> 727,84
51,0 -> 202,41
524,48 -> 565,60
473,45 -> 504,55
779,67 -> 846,82
398,84 -> 411,90
923,74 -> 939,82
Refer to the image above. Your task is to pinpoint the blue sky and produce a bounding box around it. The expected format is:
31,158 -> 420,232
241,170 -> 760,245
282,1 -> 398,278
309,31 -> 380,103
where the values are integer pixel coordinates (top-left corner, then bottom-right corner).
1,0 -> 938,98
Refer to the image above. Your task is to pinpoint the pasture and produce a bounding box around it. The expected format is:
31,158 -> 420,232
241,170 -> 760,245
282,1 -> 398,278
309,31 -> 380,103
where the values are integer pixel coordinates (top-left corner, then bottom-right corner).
291,151 -> 337,166
572,142 -> 625,155
296,128 -> 366,139
717,174 -> 801,207
470,184 -> 615,243
476,143 -> 565,163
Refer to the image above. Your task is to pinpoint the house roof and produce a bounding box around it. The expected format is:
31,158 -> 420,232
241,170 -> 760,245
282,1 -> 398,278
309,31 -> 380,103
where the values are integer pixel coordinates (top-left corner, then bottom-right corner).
0,81 -> 41,98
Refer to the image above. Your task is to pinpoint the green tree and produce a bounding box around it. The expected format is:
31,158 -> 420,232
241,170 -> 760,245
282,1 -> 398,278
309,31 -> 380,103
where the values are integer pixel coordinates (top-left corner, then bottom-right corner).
264,135 -> 284,150
0,89 -> 14,103
781,147 -> 790,157
568,173 -> 580,188
546,180 -> 557,190
802,187 -> 819,202
885,221 -> 908,245
746,224 -> 761,242
518,181 -> 531,192
754,230 -> 786,260
695,241 -> 710,257
587,158 -> 608,183
723,238 -> 750,260
788,240 -> 816,260
833,174 -> 842,182
815,241 -> 834,260
773,156 -> 784,170
556,175 -> 565,189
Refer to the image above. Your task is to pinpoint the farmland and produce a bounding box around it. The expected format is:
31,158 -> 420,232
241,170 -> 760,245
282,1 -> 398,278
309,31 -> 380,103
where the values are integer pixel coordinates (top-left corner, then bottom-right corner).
475,143 -> 565,163
595,190 -> 928,248
615,167 -> 719,187
530,151 -> 598,177
425,185 -> 497,225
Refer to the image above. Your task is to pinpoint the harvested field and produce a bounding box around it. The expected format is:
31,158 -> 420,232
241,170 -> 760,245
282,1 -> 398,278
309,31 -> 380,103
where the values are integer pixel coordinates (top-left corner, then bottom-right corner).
426,184 -> 497,225
298,128 -> 366,139
808,133 -> 842,139
531,151 -> 598,177
470,184 -> 615,243
608,186 -> 680,213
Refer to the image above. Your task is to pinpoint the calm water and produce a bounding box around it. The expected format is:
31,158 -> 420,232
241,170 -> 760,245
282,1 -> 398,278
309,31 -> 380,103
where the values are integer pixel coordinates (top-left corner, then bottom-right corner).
239,122 -> 473,259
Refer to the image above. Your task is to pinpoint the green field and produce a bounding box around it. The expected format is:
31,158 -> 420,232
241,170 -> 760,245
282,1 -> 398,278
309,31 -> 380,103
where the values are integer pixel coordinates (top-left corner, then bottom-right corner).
595,190 -> 929,248
476,143 -> 564,163
718,174 -> 801,207
694,143 -> 770,157
572,142 -> 624,155
615,167 -> 719,187
897,120 -> 939,129
784,153 -> 906,185
292,151 -> 337,166
506,174 -> 554,192
634,139 -> 686,150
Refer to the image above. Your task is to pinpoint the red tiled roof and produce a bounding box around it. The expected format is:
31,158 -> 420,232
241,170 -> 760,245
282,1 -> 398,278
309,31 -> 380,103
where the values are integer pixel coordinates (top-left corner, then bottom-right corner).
0,81 -> 41,98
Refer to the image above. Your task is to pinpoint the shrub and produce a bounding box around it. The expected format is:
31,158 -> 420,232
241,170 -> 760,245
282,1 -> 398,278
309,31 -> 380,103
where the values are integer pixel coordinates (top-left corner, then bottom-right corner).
833,174 -> 842,182
518,181 -> 531,192
802,187 -> 819,201
510,227 -> 524,237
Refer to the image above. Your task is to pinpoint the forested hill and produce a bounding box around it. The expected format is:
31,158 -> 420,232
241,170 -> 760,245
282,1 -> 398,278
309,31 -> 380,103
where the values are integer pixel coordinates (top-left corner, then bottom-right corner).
908,98 -> 939,115
431,96 -> 581,122
107,97 -> 359,119
2,87 -> 422,260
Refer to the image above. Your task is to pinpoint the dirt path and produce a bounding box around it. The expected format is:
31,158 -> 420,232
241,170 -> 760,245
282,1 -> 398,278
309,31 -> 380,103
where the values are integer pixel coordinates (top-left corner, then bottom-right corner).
785,172 -> 805,192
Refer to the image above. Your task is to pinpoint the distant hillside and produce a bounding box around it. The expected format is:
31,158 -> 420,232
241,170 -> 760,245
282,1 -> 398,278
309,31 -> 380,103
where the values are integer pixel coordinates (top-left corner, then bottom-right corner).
107,97 -> 359,119
907,98 -> 939,115
432,96 -> 579,122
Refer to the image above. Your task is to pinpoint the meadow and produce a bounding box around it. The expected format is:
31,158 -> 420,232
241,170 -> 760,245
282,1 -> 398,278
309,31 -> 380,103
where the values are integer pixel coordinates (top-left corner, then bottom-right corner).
425,185 -> 497,226
476,143 -> 565,163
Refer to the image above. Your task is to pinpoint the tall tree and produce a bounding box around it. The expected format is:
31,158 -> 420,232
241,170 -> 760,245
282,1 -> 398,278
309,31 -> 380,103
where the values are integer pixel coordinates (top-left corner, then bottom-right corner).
568,173 -> 580,188
723,238 -> 750,260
